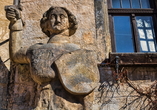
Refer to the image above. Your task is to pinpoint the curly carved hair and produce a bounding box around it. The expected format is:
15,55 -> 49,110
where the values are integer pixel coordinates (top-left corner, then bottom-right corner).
40,6 -> 78,37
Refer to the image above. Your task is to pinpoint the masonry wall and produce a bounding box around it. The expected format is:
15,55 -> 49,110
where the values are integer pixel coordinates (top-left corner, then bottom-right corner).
0,0 -> 12,69
0,1 -> 11,109
0,0 -> 156,110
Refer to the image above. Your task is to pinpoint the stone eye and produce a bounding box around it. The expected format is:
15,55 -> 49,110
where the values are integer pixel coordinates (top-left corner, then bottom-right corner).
60,14 -> 66,19
51,14 -> 56,19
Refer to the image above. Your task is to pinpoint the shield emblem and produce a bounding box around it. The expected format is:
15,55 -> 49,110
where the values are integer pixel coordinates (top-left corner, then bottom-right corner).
55,49 -> 100,95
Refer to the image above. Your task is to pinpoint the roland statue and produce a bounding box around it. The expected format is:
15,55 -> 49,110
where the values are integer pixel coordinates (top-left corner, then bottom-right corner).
5,5 -> 100,95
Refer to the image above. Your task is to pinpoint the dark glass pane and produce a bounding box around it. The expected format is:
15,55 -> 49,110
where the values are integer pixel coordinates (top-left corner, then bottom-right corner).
141,0 -> 150,8
136,16 -> 156,52
122,0 -> 130,8
112,0 -> 121,8
131,0 -> 140,8
113,16 -> 134,52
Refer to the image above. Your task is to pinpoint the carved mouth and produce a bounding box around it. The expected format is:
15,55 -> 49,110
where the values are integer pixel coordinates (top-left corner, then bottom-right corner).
54,22 -> 62,26
53,25 -> 63,30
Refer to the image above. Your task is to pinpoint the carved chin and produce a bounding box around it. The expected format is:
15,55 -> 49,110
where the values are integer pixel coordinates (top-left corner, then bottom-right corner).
51,26 -> 64,33
53,26 -> 62,30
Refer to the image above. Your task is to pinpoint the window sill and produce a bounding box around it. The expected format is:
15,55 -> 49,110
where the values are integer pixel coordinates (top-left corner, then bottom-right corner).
109,52 -> 157,66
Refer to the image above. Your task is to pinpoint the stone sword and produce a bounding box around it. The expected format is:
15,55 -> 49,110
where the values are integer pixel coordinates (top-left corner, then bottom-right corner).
5,0 -> 22,11
13,0 -> 22,10
14,0 -> 20,6
5,0 -> 22,22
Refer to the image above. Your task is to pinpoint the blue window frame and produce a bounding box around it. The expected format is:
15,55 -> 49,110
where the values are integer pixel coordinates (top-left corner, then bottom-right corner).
112,0 -> 150,9
113,16 -> 134,52
108,0 -> 157,53
136,16 -> 156,52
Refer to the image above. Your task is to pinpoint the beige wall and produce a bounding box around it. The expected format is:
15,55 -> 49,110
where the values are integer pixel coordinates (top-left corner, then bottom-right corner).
0,0 -> 13,69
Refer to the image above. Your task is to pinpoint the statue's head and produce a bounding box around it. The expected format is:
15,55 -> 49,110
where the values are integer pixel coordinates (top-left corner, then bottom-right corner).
40,6 -> 78,37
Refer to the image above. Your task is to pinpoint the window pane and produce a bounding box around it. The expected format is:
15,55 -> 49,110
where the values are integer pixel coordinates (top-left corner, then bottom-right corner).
112,0 -> 150,9
148,41 -> 156,52
146,30 -> 153,39
136,16 -> 156,52
136,18 -> 144,27
113,16 -> 134,52
131,0 -> 140,8
141,0 -> 150,8
122,0 -> 130,8
112,0 -> 121,8
138,29 -> 146,39
140,41 -> 148,51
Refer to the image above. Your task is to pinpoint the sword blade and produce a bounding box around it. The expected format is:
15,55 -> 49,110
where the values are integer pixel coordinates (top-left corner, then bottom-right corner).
13,0 -> 19,6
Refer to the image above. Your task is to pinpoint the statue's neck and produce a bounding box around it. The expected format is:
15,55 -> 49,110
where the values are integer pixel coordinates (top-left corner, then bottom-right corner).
47,35 -> 70,43
48,30 -> 70,43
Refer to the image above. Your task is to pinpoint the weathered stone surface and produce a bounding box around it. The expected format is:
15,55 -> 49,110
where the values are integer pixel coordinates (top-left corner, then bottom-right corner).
27,44 -> 63,84
97,66 -> 157,110
0,0 -> 12,69
20,0 -> 97,58
7,64 -> 37,110
55,49 -> 100,95
2,0 -> 157,110
26,43 -> 80,84
94,0 -> 111,62
0,57 -> 9,110
5,4 -> 101,109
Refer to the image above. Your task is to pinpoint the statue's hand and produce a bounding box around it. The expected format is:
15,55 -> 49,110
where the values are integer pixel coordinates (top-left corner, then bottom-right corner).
5,5 -> 21,23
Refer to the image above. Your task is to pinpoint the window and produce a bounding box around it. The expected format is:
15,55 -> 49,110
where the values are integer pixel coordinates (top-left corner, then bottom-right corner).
108,0 -> 157,53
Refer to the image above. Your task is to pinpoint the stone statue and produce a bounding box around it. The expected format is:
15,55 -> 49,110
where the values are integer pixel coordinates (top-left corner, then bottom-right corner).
5,5 -> 99,95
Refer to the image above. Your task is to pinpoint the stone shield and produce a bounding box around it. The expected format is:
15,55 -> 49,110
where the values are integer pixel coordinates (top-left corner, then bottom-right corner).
55,49 -> 100,95
27,44 -> 64,84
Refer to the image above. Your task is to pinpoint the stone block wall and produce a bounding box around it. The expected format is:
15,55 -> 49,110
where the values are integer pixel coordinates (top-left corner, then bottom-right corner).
7,64 -> 157,110
98,66 -> 157,110
0,0 -> 12,69
0,58 -> 9,110
20,0 -> 97,51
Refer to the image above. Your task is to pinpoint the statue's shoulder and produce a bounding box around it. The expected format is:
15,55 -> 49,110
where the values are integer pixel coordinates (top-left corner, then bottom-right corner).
55,49 -> 100,95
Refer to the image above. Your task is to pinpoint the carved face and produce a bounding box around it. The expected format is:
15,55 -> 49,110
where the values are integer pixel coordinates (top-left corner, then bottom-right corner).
48,8 -> 69,34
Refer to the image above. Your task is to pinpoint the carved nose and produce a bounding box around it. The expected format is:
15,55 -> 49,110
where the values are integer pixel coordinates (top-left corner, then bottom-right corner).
56,16 -> 61,23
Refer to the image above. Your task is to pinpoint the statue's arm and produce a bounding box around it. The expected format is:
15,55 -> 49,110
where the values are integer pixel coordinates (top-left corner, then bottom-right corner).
5,6 -> 29,64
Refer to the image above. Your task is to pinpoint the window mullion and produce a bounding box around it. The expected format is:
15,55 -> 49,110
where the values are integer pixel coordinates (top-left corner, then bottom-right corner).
139,0 -> 142,8
107,0 -> 112,9
129,0 -> 132,8
150,0 -> 156,9
109,15 -> 116,52
120,0 -> 123,8
131,14 -> 140,52
142,19 -> 150,52
152,14 -> 157,51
